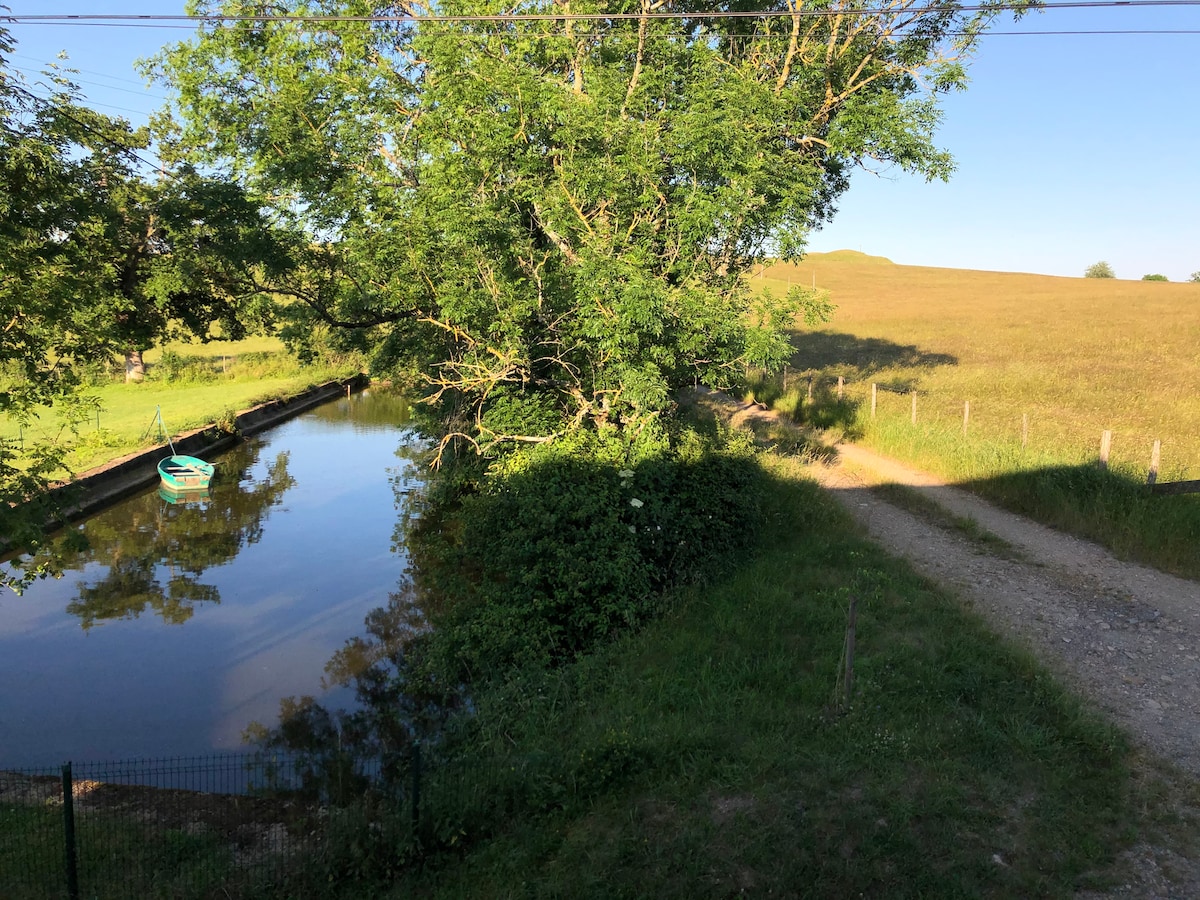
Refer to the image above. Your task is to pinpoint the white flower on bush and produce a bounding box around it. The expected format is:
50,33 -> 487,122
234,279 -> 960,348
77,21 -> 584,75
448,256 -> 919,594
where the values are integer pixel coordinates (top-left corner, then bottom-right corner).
618,469 -> 634,479
629,498 -> 643,508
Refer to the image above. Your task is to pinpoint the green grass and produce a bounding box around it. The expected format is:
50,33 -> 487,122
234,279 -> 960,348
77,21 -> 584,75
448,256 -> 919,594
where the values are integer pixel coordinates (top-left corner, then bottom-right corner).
296,453 -> 1193,899
822,397 -> 1200,580
7,448 -> 1199,897
2,338 -> 363,474
744,252 -> 1200,582
0,802 -> 244,900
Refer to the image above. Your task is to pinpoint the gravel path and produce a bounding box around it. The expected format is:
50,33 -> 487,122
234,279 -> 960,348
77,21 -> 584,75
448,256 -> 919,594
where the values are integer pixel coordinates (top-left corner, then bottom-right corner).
811,442 -> 1200,778
807,441 -> 1200,898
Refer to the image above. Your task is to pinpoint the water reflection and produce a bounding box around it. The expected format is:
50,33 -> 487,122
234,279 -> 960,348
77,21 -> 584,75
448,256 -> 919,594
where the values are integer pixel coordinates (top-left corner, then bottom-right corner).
0,389 -> 422,765
28,442 -> 296,630
247,445 -> 453,784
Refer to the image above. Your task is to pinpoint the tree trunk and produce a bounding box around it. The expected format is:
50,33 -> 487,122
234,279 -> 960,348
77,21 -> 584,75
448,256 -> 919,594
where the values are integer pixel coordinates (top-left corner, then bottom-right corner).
125,348 -> 145,383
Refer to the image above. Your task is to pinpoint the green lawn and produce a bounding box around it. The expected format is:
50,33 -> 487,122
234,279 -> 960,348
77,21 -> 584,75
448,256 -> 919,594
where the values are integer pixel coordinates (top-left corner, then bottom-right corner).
2,339 -> 363,474
283,452 -> 1196,899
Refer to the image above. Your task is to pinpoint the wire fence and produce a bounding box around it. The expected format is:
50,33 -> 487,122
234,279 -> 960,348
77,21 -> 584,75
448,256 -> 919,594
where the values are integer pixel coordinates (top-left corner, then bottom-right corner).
0,751 -> 418,900
765,367 -> 1198,488
1,745 -> 592,899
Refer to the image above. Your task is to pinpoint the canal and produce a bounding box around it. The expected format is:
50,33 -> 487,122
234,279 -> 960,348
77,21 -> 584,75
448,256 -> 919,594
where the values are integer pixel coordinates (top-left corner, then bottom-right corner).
0,388 -> 424,767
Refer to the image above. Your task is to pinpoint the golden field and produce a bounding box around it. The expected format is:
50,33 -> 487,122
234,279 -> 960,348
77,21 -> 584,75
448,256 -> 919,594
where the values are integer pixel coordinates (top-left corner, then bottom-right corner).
756,251 -> 1200,481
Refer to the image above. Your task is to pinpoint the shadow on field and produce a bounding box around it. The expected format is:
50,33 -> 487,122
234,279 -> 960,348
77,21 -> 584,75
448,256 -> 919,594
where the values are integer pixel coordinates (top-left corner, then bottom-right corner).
237,431 -> 1149,897
786,331 -> 957,377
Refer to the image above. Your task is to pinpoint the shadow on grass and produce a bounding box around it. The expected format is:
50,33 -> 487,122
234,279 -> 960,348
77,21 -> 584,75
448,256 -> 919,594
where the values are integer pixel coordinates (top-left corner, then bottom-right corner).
786,330 -> 958,377
954,463 -> 1200,581
235,435 -> 1165,898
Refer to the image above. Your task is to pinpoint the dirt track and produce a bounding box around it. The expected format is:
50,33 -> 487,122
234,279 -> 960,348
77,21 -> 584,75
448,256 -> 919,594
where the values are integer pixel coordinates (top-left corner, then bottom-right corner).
806,439 -> 1200,899
809,442 -> 1200,778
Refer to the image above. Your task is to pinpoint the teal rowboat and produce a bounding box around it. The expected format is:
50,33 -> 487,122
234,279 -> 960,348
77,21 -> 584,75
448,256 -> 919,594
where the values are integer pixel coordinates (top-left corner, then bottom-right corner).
150,405 -> 215,493
158,455 -> 215,492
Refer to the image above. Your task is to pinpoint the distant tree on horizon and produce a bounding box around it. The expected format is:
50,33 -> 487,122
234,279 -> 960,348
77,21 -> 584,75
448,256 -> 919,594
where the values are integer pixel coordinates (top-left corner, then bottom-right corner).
1189,272 -> 1200,283
1141,273 -> 1169,282
1084,261 -> 1116,278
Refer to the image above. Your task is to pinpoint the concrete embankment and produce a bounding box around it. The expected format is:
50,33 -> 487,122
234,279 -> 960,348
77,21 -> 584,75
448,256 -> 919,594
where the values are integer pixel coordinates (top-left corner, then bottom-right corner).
46,374 -> 369,524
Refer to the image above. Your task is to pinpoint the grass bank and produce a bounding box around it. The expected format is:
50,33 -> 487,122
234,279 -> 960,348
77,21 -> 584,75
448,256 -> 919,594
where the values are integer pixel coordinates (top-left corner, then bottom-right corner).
5,434 -> 1197,896
317,453 -> 1196,898
1,338 -> 363,474
746,252 -> 1200,581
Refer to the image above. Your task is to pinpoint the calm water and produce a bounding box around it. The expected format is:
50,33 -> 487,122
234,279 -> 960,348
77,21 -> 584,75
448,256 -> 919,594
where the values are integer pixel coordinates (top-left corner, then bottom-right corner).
0,389 -> 425,767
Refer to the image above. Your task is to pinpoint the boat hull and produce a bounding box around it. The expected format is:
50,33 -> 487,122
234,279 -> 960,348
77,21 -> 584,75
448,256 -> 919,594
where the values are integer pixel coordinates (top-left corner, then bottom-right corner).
158,455 -> 215,492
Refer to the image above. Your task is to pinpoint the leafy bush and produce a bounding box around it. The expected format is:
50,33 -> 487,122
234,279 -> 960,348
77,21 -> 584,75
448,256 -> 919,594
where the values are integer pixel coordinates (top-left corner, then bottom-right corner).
152,350 -> 217,383
1190,271 -> 1200,283
1084,261 -> 1115,279
414,425 -> 767,676
1141,273 -> 1168,282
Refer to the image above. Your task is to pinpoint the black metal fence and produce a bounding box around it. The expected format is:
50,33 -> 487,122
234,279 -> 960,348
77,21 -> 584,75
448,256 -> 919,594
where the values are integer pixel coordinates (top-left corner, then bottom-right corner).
0,751 -> 421,900
1,743 -> 598,898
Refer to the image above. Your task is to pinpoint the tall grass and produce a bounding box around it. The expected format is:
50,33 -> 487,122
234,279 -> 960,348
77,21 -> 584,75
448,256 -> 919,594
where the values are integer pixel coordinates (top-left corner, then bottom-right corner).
749,369 -> 1200,581
751,252 -> 1200,481
746,252 -> 1200,581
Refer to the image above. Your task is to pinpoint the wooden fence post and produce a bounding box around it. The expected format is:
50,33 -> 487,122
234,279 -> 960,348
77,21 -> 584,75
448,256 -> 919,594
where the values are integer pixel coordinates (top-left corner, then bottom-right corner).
963,401 -> 970,435
910,390 -> 917,425
871,384 -> 877,418
807,376 -> 814,402
837,376 -> 844,400
62,763 -> 79,900
844,596 -> 858,710
1099,430 -> 1112,471
1148,440 -> 1161,485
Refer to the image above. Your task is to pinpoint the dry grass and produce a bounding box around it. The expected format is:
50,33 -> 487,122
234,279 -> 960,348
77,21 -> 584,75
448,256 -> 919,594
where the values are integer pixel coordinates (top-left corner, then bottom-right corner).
753,251 -> 1200,480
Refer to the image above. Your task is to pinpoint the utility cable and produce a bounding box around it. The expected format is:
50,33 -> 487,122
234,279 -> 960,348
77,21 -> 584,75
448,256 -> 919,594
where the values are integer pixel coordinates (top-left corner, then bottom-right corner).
6,1 -> 1200,27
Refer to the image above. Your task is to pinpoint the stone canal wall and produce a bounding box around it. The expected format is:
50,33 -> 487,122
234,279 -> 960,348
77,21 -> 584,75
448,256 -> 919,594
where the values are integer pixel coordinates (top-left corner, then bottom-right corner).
44,374 -> 370,524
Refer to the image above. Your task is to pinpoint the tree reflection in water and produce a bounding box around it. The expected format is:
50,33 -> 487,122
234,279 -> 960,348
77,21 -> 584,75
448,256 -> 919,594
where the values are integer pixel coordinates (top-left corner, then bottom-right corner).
244,432 -> 450,791
31,440 -> 296,629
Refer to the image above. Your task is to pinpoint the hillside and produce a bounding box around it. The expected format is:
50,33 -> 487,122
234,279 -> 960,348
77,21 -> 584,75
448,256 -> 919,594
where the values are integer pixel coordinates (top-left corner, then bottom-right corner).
755,252 -> 1200,480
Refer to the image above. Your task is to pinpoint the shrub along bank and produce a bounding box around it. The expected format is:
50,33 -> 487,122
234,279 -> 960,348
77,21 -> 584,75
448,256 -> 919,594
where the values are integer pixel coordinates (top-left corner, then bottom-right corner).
253,410 -> 1195,898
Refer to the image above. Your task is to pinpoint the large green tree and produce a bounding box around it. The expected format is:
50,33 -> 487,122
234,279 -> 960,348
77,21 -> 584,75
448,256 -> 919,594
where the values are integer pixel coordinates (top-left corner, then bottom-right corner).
1,28 -> 131,569
153,0 -> 1022,456
1,28 -> 298,586
69,147 -> 301,382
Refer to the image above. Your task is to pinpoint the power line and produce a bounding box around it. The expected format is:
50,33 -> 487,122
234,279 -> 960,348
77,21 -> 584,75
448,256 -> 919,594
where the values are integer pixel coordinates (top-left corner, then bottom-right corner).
7,82 -> 162,172
11,53 -> 164,88
4,1 -> 1199,26
11,66 -> 166,102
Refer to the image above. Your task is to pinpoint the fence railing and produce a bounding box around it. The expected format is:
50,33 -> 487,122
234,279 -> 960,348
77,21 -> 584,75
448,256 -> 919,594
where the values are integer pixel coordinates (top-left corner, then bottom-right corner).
2,744 -> 588,899
767,368 -> 1199,494
0,750 -> 420,900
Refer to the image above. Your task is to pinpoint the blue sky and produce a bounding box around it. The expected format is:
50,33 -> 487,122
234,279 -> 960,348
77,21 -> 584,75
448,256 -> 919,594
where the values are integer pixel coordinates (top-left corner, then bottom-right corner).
5,3 -> 1199,280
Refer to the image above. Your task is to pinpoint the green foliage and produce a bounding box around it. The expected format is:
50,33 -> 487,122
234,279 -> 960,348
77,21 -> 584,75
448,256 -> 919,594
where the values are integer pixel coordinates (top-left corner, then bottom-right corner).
416,425 -> 766,676
1085,260 -> 1116,278
0,28 -> 305,586
1190,271 -> 1200,283
154,350 -> 216,383
152,0 -> 1026,449
1142,273 -> 1169,282
291,457 -> 1149,898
